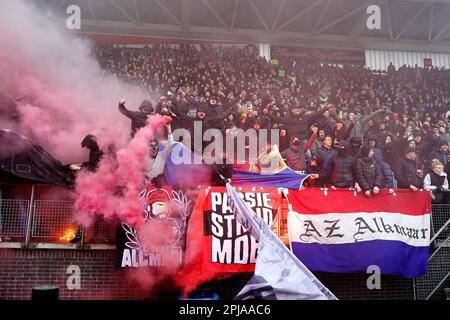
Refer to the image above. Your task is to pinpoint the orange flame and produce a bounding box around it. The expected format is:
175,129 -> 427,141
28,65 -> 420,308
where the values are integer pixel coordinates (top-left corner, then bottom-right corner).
59,226 -> 77,242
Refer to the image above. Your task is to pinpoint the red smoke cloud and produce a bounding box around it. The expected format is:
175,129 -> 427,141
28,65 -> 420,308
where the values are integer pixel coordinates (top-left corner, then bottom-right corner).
0,0 -> 219,298
74,115 -> 171,228
0,1 -> 143,163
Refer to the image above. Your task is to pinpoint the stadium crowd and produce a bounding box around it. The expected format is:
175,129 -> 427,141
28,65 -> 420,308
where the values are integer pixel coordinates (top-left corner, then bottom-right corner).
96,44 -> 450,203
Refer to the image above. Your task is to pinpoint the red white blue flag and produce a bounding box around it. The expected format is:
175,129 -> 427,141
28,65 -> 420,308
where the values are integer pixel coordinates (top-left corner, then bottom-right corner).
287,189 -> 431,278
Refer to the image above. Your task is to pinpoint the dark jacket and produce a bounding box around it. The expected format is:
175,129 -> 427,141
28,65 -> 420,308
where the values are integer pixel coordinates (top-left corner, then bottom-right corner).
395,156 -> 421,189
315,146 -> 337,183
80,135 -> 103,172
327,154 -> 355,188
427,172 -> 447,204
270,109 -> 326,140
373,148 -> 394,188
118,102 -> 149,137
381,141 -> 397,170
355,157 -> 383,191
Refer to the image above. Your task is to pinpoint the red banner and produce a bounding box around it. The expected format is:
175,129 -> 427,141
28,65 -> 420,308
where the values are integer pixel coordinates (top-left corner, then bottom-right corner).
185,187 -> 281,274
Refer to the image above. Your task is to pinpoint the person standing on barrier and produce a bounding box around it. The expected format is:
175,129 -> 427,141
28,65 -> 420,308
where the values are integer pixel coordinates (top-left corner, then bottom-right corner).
69,134 -> 105,243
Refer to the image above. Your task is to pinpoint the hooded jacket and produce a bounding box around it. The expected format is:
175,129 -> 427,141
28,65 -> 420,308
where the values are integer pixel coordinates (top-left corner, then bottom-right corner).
373,148 -> 394,188
118,100 -> 153,137
326,141 -> 356,188
355,147 -> 383,191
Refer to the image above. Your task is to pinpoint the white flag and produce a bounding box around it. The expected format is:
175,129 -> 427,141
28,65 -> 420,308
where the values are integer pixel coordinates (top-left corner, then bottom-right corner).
226,184 -> 337,300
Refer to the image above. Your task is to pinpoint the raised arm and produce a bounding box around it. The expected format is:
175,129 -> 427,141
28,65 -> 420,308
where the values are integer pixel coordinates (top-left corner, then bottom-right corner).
305,106 -> 329,125
303,128 -> 318,152
118,99 -> 138,119
342,122 -> 355,141
160,123 -> 174,160
359,110 -> 383,126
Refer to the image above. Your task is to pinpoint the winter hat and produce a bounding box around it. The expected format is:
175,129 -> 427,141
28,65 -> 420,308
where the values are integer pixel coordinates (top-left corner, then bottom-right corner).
139,99 -> 154,111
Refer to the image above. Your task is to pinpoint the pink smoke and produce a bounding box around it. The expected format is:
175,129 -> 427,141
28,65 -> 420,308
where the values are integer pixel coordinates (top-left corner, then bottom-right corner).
74,115 -> 171,228
0,0 -> 145,164
0,0 -> 216,297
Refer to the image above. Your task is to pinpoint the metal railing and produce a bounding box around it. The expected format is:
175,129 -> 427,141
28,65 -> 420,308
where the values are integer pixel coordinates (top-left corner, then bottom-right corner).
32,200 -> 75,239
1,187 -> 449,297
0,199 -> 29,239
415,204 -> 450,300
0,196 -> 116,245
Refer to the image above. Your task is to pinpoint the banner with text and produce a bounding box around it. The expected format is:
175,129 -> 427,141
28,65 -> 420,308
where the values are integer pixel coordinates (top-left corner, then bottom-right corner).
287,189 -> 431,278
116,185 -> 193,269
198,187 -> 281,273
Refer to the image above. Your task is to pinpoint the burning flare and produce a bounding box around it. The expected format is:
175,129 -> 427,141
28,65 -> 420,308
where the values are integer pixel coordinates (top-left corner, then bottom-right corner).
59,226 -> 77,242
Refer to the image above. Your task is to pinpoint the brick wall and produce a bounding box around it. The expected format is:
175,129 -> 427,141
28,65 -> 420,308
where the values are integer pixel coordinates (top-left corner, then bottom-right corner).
0,248 -> 416,300
0,248 -> 169,300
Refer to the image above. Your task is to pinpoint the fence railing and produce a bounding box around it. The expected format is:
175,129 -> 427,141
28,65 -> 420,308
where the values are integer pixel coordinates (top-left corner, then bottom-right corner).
1,190 -> 449,249
0,199 -> 29,239
415,204 -> 450,300
0,197 -> 116,245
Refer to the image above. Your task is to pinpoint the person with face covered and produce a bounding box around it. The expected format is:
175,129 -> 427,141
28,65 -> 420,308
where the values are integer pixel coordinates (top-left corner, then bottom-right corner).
118,99 -> 155,137
325,140 -> 357,189
80,134 -> 104,172
281,127 -> 317,172
348,136 -> 362,158
69,134 -> 104,172
333,119 -> 354,143
68,134 -> 105,243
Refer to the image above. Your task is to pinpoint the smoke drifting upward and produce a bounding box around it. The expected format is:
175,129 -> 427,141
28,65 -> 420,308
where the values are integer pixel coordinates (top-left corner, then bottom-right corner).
74,115 -> 171,228
0,0 -> 145,163
0,0 -> 214,297
0,0 -> 182,296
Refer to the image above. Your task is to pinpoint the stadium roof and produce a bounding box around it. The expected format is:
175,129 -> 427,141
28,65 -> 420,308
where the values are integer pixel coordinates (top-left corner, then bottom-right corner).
37,0 -> 450,52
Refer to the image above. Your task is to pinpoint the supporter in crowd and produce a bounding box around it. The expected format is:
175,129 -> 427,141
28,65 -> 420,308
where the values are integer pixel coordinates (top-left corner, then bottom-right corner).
355,146 -> 383,197
93,44 -> 449,190
348,136 -> 363,158
312,135 -> 337,187
69,134 -> 104,172
281,127 -> 317,172
373,148 -> 395,189
429,140 -> 450,177
326,140 -> 356,189
395,147 -> 423,191
118,99 -> 154,137
69,134 -> 104,242
423,162 -> 449,204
